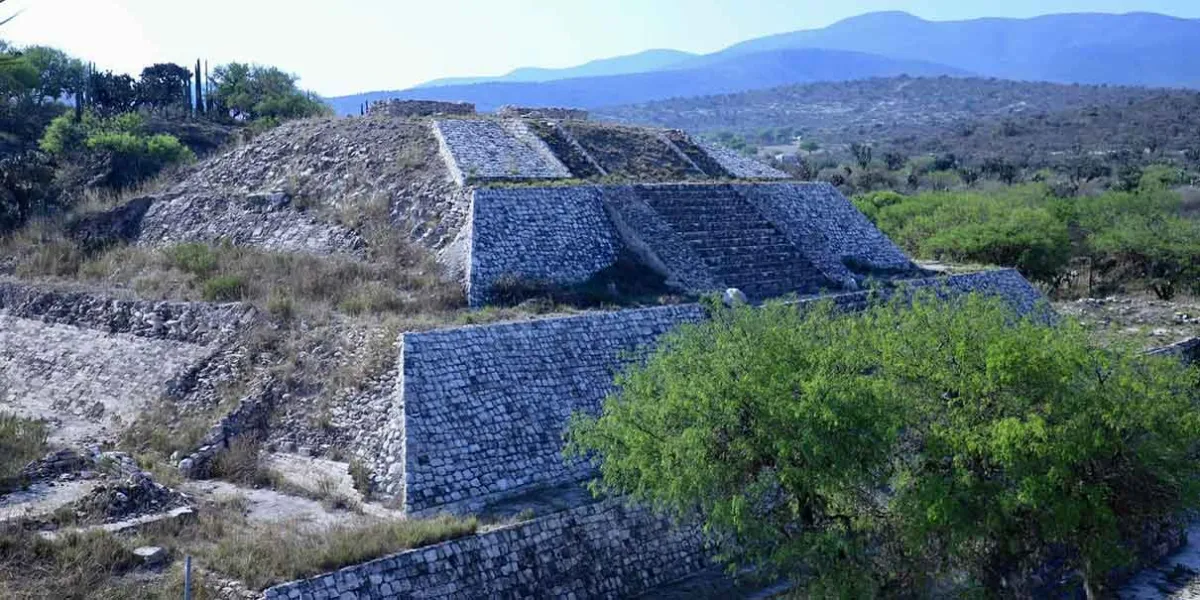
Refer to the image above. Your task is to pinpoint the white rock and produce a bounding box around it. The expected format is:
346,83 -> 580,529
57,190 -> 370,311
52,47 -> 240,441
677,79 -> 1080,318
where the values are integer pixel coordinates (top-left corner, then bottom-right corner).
133,546 -> 167,566
722,288 -> 748,307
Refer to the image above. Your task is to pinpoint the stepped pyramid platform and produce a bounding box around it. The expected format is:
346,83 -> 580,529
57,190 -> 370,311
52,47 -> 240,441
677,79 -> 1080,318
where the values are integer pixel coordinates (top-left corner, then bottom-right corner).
456,181 -> 917,307
432,117 -> 788,184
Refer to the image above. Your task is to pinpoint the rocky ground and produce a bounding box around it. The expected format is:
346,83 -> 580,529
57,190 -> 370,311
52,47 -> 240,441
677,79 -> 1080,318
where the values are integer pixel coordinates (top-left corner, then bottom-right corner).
1055,294 -> 1200,350
135,116 -> 471,256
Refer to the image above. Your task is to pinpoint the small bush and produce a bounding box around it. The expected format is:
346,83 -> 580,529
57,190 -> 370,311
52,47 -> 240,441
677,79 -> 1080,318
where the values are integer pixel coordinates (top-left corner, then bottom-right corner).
202,275 -> 248,302
0,412 -> 47,489
166,242 -> 219,276
348,459 -> 372,496
210,437 -> 271,487
41,110 -> 195,188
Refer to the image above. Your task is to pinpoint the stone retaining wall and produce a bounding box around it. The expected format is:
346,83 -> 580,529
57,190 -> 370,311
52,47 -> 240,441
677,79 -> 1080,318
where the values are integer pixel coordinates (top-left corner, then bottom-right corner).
390,304 -> 706,513
463,183 -> 922,305
1147,337 -> 1200,364
263,497 -> 709,600
496,106 -> 589,120
0,280 -> 254,344
739,182 -> 915,285
371,99 -> 475,117
391,269 -> 1042,514
433,119 -> 572,184
466,186 -> 622,307
0,282 -> 255,446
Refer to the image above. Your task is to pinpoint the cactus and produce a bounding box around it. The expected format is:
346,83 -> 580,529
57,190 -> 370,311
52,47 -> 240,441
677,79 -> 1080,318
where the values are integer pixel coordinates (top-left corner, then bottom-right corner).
194,59 -> 203,115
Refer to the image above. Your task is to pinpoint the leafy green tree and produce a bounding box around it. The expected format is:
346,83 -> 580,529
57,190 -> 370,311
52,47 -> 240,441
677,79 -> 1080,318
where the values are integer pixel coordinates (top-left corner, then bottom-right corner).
210,62 -> 328,125
568,292 -> 1200,597
137,62 -> 192,115
87,70 -> 138,117
20,46 -> 85,104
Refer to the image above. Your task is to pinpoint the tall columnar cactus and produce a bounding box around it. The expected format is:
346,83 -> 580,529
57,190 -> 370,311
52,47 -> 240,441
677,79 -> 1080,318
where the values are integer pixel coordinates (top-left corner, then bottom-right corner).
194,59 -> 204,116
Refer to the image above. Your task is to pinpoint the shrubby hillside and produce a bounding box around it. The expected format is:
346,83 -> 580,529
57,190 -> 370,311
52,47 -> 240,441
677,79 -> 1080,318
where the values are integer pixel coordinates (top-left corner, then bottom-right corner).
599,76 -> 1193,141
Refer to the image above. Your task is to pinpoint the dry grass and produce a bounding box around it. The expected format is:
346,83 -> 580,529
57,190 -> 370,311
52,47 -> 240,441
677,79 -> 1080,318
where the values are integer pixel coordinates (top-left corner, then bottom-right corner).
0,527 -> 140,600
131,495 -> 476,592
0,411 -> 48,491
200,514 -> 476,590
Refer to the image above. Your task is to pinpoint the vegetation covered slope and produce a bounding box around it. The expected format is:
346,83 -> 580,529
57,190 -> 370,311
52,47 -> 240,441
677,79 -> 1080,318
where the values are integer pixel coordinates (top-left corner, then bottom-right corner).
598,76 -> 1191,140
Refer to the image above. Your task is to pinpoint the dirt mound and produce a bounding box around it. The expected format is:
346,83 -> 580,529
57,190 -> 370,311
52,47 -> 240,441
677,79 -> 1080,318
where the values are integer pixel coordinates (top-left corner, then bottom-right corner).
138,116 -> 469,255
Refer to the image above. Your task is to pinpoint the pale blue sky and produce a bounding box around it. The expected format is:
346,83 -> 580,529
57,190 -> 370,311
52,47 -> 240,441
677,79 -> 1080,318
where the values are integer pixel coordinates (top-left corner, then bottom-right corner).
3,0 -> 1199,96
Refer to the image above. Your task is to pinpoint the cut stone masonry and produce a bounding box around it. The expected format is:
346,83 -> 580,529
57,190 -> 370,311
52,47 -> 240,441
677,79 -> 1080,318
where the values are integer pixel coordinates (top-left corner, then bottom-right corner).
464,182 -> 918,307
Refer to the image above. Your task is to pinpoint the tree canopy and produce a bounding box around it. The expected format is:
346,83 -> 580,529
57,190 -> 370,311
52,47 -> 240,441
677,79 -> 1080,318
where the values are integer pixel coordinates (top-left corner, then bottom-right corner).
210,62 -> 329,124
568,292 -> 1200,597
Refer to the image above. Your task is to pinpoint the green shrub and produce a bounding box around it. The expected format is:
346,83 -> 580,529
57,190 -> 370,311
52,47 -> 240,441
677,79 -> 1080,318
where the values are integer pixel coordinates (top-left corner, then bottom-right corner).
0,412 -> 47,489
165,242 -> 219,276
568,292 -> 1200,596
39,110 -> 194,188
348,459 -> 372,496
852,190 -> 905,224
202,275 -> 247,302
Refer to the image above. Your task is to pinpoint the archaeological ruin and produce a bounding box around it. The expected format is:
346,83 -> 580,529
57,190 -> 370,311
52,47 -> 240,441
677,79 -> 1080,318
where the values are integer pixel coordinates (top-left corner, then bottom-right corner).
7,104 -> 1172,599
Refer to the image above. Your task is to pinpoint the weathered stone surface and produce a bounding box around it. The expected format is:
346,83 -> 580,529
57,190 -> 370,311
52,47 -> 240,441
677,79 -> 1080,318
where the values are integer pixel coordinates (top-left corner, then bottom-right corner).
465,183 -> 918,306
467,186 -> 622,307
693,139 -> 789,179
389,269 -> 1043,515
133,546 -> 168,566
0,282 -> 254,446
496,106 -> 589,120
371,99 -> 475,117
433,119 -> 572,184
263,498 -> 709,600
0,315 -> 216,445
135,117 -> 469,255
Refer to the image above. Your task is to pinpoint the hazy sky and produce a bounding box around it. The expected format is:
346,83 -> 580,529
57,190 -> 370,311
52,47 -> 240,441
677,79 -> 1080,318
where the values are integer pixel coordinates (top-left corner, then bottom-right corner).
3,0 -> 1199,97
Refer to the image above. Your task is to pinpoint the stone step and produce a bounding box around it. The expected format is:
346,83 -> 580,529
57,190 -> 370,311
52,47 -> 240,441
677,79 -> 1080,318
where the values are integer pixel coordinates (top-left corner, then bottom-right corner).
686,236 -> 795,248
702,254 -> 809,272
730,275 -> 829,295
647,202 -> 760,216
689,241 -> 799,255
676,227 -> 783,242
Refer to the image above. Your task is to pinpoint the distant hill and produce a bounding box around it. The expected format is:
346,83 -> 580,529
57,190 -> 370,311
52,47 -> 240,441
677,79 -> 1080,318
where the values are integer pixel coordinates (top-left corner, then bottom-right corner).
327,49 -> 964,115
712,11 -> 1200,88
597,76 -> 1184,139
414,49 -> 696,88
601,76 -> 1200,173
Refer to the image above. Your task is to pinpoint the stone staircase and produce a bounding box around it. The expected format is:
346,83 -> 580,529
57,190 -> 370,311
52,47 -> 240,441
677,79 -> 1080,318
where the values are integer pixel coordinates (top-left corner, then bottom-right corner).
636,185 -> 833,300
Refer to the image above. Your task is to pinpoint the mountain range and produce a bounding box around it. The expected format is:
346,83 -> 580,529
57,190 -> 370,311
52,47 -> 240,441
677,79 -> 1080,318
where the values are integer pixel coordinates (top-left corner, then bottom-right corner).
327,11 -> 1200,116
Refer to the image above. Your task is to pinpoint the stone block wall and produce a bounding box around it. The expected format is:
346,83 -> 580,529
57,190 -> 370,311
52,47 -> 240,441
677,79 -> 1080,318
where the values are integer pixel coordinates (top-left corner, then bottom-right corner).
389,269 -> 1042,515
496,105 -> 589,120
695,140 -> 789,179
371,99 -> 475,117
0,281 -> 253,344
466,186 -> 622,307
433,119 -> 571,184
390,304 -> 706,513
739,182 -> 915,285
263,497 -> 709,600
463,182 -> 920,305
